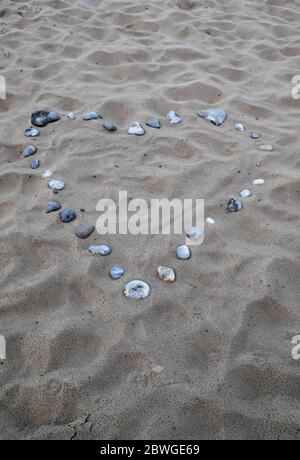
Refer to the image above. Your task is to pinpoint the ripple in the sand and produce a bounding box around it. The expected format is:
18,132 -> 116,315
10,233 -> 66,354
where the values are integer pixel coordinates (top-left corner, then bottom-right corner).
176,245 -> 191,260
25,127 -> 40,137
48,179 -> 65,192
240,189 -> 252,198
103,121 -> 118,132
82,112 -> 100,121
227,198 -> 242,213
31,111 -> 60,127
124,280 -> 151,300
128,121 -> 145,136
75,223 -> 94,239
158,266 -> 176,283
89,245 -> 111,256
46,201 -> 61,214
59,208 -> 76,223
22,144 -> 37,158
198,109 -> 227,126
109,265 -> 125,280
31,159 -> 40,169
146,118 -> 161,129
167,111 -> 182,125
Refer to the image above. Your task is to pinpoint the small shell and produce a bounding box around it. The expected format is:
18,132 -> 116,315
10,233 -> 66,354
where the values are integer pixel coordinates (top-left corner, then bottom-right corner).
88,245 -> 111,256
109,265 -> 125,280
124,280 -> 151,300
158,266 -> 176,283
240,189 -> 252,198
128,121 -> 145,136
235,123 -> 245,132
176,245 -> 191,260
25,128 -> 40,137
252,179 -> 265,185
48,179 -> 65,191
186,227 -> 204,241
167,111 -> 182,125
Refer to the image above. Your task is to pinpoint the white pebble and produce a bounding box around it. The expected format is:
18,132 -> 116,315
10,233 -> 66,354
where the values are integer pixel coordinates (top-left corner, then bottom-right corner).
186,227 -> 204,241
240,189 -> 252,198
176,245 -> 191,260
258,144 -> 274,152
128,122 -> 145,136
206,217 -> 215,225
42,170 -> 53,178
235,123 -> 245,132
252,179 -> 265,185
48,179 -> 65,191
158,266 -> 176,283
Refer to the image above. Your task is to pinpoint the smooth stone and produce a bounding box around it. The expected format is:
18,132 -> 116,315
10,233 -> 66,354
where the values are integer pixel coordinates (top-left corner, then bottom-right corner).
88,245 -> 111,256
75,223 -> 94,239
46,201 -> 61,213
146,118 -> 161,129
258,144 -> 274,152
31,159 -> 40,169
22,144 -> 37,157
152,365 -> 164,374
25,128 -> 40,137
67,112 -> 76,120
109,265 -> 125,280
252,179 -> 265,185
128,121 -> 145,136
48,179 -> 65,191
227,198 -> 242,213
256,160 -> 261,167
82,112 -> 100,121
198,109 -> 227,126
240,189 -> 252,198
31,111 -> 60,127
103,121 -> 117,131
251,131 -> 262,139
42,170 -> 53,178
235,123 -> 245,132
59,208 -> 76,223
186,227 -> 204,241
123,280 -> 151,300
167,111 -> 182,124
206,217 -> 215,225
176,245 -> 191,260
158,266 -> 176,283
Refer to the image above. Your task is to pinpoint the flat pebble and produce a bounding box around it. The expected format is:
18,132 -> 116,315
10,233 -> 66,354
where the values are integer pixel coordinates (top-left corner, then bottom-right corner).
22,144 -> 37,158
146,118 -> 161,129
89,245 -> 111,256
25,128 -> 40,137
31,159 -> 40,169
128,121 -> 145,136
252,179 -> 265,185
176,245 -> 191,260
240,189 -> 252,198
48,179 -> 65,191
206,217 -> 215,225
258,144 -> 274,152
227,198 -> 242,213
158,266 -> 176,283
167,111 -> 182,124
124,280 -> 151,300
42,170 -> 53,178
235,123 -> 245,132
198,109 -> 227,126
251,131 -> 262,140
103,121 -> 117,132
31,110 -> 60,127
67,112 -> 76,120
75,223 -> 94,239
46,201 -> 61,214
82,112 -> 100,121
186,227 -> 204,241
109,265 -> 125,280
59,208 -> 76,223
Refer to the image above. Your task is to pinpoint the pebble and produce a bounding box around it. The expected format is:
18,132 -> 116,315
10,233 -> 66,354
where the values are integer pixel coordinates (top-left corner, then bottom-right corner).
25,127 -> 40,137
82,112 -> 100,121
252,179 -> 265,185
158,266 -> 176,282
109,265 -> 125,280
42,170 -> 53,178
31,111 -> 60,127
22,144 -> 37,158
88,245 -> 111,256
59,208 -> 76,223
251,131 -> 262,140
256,160 -> 261,168
152,365 -> 164,374
31,159 -> 40,169
186,227 -> 204,241
67,112 -> 76,120
128,121 -> 145,136
240,189 -> 252,198
198,109 -> 227,126
206,217 -> 215,225
123,280 -> 151,300
167,111 -> 182,124
227,198 -> 242,213
176,245 -> 191,260
146,118 -> 161,129
75,223 -> 94,239
46,201 -> 61,214
235,123 -> 245,132
258,144 -> 274,152
103,121 -> 117,132
48,179 -> 65,192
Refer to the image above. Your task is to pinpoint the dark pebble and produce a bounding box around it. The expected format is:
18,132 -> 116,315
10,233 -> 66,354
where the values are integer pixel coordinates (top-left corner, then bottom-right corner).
31,159 -> 40,169
59,208 -> 76,222
146,118 -> 161,129
103,121 -> 118,131
22,144 -> 37,157
31,111 -> 60,127
46,201 -> 62,214
227,198 -> 242,213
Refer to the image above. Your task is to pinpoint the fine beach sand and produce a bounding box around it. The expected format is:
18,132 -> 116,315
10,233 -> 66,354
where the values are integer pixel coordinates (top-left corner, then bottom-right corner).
0,0 -> 300,440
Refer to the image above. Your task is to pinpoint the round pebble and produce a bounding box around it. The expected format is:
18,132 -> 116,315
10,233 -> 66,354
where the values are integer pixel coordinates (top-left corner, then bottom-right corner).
258,144 -> 274,152
75,223 -> 94,239
82,112 -> 100,121
176,245 -> 191,260
88,245 -> 111,256
146,118 -> 161,129
46,201 -> 61,214
158,266 -> 176,283
167,111 -> 182,125
25,128 -> 40,137
252,179 -> 265,185
22,144 -> 37,158
227,198 -> 242,213
124,280 -> 151,300
186,227 -> 204,241
109,265 -> 125,280
240,189 -> 252,198
251,131 -> 262,140
198,109 -> 227,126
59,208 -> 76,223
128,121 -> 145,136
48,180 -> 65,192
103,121 -> 117,132
31,159 -> 40,169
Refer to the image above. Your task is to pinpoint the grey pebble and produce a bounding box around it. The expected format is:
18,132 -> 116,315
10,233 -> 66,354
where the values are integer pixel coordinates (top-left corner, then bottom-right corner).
75,223 -> 94,239
31,159 -> 40,169
89,245 -> 111,256
176,245 -> 191,260
22,144 -> 37,158
25,128 -> 40,137
46,201 -> 62,214
31,110 -> 60,127
59,208 -> 76,222
146,118 -> 161,129
109,265 -> 125,280
198,109 -> 227,126
103,121 -> 118,131
251,131 -> 262,140
82,112 -> 100,121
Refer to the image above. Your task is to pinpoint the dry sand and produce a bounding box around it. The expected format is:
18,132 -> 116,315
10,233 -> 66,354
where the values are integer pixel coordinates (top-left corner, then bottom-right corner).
0,0 -> 300,440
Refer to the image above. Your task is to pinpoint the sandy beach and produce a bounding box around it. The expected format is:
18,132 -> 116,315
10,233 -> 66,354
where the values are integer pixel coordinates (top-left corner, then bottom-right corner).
0,0 -> 300,440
